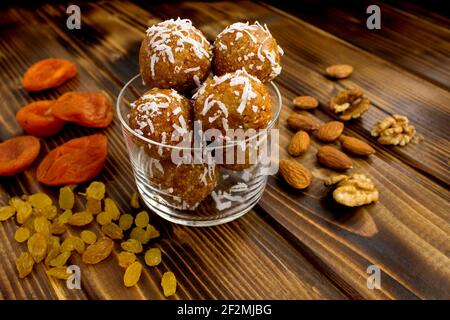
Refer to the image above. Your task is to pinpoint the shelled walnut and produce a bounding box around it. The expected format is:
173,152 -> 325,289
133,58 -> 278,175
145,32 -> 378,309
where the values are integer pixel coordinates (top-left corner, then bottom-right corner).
370,114 -> 416,146
329,88 -> 370,121
325,174 -> 379,207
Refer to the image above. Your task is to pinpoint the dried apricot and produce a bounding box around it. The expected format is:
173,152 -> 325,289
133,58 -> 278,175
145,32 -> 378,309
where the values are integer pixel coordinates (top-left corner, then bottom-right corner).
130,192 -> 140,209
68,211 -> 93,227
22,58 -> 77,92
135,211 -> 149,228
14,227 -> 31,243
82,238 -> 114,264
46,267 -> 71,280
80,230 -> 97,244
37,134 -> 108,186
52,92 -> 113,128
144,248 -> 161,267
49,251 -> 71,267
101,222 -> 123,240
16,252 -> 35,278
86,181 -> 106,200
27,233 -> 48,263
120,239 -> 143,254
0,136 -> 40,176
59,186 -> 75,210
0,206 -> 16,221
161,272 -> 177,297
118,214 -> 133,231
104,198 -> 120,220
16,101 -> 65,137
123,261 -> 142,287
117,251 -> 136,268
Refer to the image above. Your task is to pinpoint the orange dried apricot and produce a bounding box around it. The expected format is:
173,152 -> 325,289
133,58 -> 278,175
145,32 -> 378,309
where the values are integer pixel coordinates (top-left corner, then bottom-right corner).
36,134 -> 107,186
16,101 -> 65,137
0,136 -> 40,176
22,58 -> 77,92
52,92 -> 113,128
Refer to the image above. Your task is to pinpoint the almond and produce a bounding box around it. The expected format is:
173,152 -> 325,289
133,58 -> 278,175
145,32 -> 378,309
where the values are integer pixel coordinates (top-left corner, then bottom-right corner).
279,159 -> 312,189
316,121 -> 344,142
288,131 -> 310,156
325,64 -> 353,79
317,146 -> 353,170
293,96 -> 319,110
287,114 -> 320,132
339,135 -> 375,156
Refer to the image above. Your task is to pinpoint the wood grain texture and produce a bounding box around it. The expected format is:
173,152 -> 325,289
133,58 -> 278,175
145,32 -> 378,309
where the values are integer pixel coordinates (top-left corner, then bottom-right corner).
0,0 -> 449,300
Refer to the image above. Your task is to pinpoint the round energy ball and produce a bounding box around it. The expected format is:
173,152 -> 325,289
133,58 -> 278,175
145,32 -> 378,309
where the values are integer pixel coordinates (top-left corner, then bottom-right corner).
148,159 -> 219,210
139,18 -> 212,93
213,22 -> 283,82
193,68 -> 272,136
129,88 -> 193,160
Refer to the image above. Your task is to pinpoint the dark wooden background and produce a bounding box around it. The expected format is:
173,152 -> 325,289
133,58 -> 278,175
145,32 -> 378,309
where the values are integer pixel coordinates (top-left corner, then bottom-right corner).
0,0 -> 449,299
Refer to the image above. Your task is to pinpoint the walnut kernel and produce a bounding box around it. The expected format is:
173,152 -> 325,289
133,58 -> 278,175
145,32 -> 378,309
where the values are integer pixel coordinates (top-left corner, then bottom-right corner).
371,114 -> 416,146
329,88 -> 370,121
325,174 -> 379,207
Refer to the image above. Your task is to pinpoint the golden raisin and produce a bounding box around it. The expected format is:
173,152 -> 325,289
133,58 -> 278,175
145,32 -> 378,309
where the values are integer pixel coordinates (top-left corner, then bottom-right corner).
15,200 -> 33,224
40,205 -> 58,220
34,216 -> 51,236
16,252 -> 35,278
120,239 -> 143,254
28,193 -> 53,209
27,233 -> 48,263
86,181 -> 106,200
57,209 -> 73,224
50,221 -> 67,235
49,251 -> 71,267
82,238 -> 114,264
145,224 -> 160,240
130,227 -> 146,243
144,248 -> 161,267
130,192 -> 140,209
80,230 -> 97,244
96,211 -> 112,226
101,222 -> 123,240
135,211 -> 149,228
123,261 -> 142,287
86,198 -> 102,214
118,214 -> 134,231
48,236 -> 61,250
46,267 -> 70,280
59,186 -> 75,210
161,272 -> 177,297
0,205 -> 16,221
14,227 -> 31,243
45,247 -> 60,267
104,198 -> 120,220
117,251 -> 136,268
61,236 -> 85,254
67,211 -> 93,227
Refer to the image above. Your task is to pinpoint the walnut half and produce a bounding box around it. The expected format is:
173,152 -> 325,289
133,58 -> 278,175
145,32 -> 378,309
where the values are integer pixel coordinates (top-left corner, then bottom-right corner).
370,114 -> 416,146
329,88 -> 370,121
325,173 -> 379,207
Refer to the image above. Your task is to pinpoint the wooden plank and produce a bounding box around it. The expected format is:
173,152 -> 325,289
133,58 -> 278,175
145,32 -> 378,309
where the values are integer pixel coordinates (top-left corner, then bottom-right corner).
0,3 -> 345,299
136,0 -> 450,299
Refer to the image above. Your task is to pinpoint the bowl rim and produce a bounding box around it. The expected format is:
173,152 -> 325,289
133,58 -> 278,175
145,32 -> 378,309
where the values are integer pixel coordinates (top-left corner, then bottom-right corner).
116,73 -> 282,151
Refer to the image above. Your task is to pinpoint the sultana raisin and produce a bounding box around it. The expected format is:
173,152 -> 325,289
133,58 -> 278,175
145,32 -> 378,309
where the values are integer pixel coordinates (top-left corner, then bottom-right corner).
14,227 -> 31,243
27,233 -> 48,263
0,136 -> 41,177
80,230 -> 97,244
145,224 -> 160,241
144,248 -> 161,267
41,205 -> 58,220
135,211 -> 149,228
86,181 -> 106,200
22,58 -> 77,92
34,216 -> 51,236
120,239 -> 143,254
48,235 -> 61,250
45,247 -> 61,267
67,211 -> 93,227
96,211 -> 112,226
130,192 -> 140,209
86,198 -> 102,215
56,209 -> 73,224
130,227 -> 146,243
82,238 -> 114,264
28,193 -> 53,209
50,221 -> 67,235
104,198 -> 120,220
59,186 -> 75,210
123,261 -> 142,287
16,100 -> 65,137
118,214 -> 134,231
16,200 -> 33,224
161,272 -> 177,297
46,267 -> 71,280
0,206 -> 16,221
101,222 -> 123,240
49,251 -> 71,267
36,134 -> 108,186
61,236 -> 85,254
16,252 -> 35,278
117,251 -> 136,269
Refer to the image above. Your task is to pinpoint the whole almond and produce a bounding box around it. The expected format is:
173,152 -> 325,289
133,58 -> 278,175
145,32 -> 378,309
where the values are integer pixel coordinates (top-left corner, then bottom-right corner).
326,64 -> 354,79
287,114 -> 320,132
340,135 -> 375,156
288,131 -> 310,156
293,96 -> 319,110
279,159 -> 312,189
316,121 -> 344,142
317,146 -> 353,170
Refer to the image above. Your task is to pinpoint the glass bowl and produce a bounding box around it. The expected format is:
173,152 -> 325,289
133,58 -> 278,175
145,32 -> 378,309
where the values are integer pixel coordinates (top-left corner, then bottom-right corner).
117,74 -> 281,226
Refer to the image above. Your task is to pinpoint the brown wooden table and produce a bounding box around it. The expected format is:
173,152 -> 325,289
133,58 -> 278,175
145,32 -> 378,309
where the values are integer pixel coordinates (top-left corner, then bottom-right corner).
0,0 -> 449,300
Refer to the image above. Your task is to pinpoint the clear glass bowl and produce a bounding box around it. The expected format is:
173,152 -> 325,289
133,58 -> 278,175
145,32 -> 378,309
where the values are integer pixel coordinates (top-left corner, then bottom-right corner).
117,74 -> 281,226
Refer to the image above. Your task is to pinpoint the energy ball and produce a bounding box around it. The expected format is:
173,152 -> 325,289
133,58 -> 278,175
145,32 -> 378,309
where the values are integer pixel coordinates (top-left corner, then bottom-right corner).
148,159 -> 219,210
193,68 -> 272,136
129,88 -> 193,160
139,18 -> 212,93
213,22 -> 283,82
